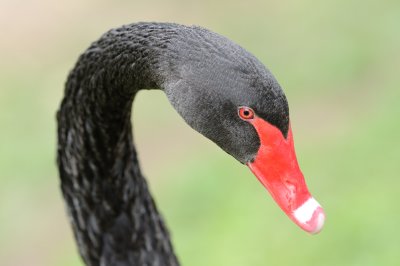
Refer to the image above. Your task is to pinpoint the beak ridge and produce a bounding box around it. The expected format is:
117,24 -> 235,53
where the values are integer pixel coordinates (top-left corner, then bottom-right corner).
247,117 -> 325,234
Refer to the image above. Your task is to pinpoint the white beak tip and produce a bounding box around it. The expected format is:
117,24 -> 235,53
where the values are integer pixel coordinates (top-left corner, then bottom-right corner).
293,197 -> 325,234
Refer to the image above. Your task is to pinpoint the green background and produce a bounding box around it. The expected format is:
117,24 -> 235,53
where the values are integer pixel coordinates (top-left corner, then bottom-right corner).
1,0 -> 399,265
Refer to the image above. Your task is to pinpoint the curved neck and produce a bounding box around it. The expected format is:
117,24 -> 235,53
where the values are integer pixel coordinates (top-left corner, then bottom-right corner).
57,24 -> 179,266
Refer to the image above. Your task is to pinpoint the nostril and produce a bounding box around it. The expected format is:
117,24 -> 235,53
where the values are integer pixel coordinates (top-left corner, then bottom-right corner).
283,178 -> 296,193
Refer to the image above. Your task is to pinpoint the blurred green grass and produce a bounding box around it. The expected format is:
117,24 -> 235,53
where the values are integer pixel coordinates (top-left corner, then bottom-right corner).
1,0 -> 399,265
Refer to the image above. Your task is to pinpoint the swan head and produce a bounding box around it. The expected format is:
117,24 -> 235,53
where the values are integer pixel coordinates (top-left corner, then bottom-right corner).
160,27 -> 325,234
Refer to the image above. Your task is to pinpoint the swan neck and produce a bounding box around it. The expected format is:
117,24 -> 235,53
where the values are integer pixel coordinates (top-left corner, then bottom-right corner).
57,24 -> 179,266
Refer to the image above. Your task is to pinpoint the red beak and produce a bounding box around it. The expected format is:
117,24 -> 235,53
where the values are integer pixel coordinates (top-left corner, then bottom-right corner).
247,117 -> 325,234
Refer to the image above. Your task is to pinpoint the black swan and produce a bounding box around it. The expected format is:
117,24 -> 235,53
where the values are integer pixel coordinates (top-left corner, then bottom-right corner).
57,22 -> 325,266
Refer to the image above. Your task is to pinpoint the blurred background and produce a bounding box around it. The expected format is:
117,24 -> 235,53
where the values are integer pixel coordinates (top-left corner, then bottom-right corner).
1,0 -> 399,265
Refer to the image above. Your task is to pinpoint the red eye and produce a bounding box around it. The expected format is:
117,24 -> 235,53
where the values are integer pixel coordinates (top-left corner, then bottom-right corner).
238,106 -> 255,120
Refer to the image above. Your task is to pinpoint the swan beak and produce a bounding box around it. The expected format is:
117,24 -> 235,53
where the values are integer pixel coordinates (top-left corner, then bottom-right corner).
247,118 -> 325,234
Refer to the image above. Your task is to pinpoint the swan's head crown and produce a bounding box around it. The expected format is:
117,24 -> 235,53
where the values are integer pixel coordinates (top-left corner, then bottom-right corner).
161,25 -> 289,163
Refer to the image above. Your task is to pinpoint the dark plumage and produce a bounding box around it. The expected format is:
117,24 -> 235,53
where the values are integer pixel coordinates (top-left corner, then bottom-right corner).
57,22 -> 290,266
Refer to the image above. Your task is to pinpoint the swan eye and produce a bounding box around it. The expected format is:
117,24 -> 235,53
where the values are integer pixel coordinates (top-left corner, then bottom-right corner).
238,106 -> 255,120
